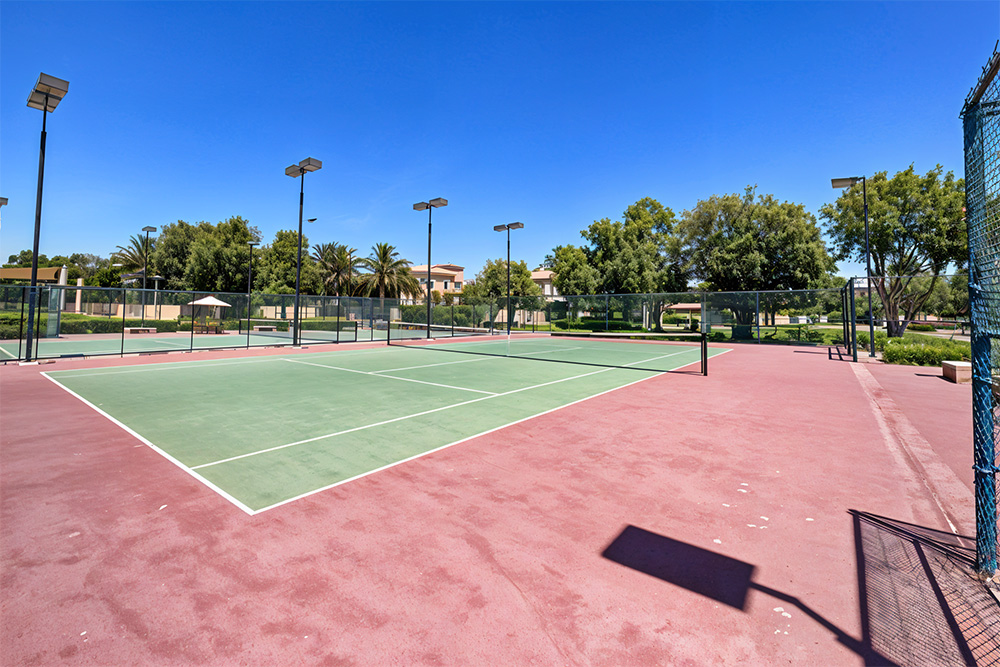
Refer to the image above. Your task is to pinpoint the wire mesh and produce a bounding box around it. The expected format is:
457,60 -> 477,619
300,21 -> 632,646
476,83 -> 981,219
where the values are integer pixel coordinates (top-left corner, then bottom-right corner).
962,44 -> 1000,576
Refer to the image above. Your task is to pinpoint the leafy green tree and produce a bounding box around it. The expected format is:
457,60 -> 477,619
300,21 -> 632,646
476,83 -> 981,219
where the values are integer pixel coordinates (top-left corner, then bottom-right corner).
473,258 -> 542,298
680,187 -> 832,324
149,217 -> 259,292
5,250 -> 47,266
549,245 -> 599,296
256,230 -> 321,295
821,165 -> 966,336
357,243 -> 420,299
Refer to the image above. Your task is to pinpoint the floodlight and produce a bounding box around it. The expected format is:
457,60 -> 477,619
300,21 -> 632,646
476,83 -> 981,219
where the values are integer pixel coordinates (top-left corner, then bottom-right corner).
831,177 -> 861,189
26,73 -> 69,111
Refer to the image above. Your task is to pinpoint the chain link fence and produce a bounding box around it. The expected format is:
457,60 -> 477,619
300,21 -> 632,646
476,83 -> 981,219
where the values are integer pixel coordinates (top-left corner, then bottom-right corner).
962,43 -> 1000,576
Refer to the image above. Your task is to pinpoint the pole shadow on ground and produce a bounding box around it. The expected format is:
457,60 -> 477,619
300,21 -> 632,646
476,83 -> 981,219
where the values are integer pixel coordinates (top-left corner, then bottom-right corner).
601,517 -> 1000,666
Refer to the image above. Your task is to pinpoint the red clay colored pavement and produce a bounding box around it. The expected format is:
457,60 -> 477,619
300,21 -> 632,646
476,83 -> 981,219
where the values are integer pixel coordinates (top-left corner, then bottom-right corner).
0,342 -> 981,665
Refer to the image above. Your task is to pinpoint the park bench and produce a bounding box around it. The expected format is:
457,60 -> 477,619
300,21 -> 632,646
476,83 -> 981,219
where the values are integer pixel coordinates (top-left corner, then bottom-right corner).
253,325 -> 277,332
943,360 -> 971,384
124,327 -> 156,334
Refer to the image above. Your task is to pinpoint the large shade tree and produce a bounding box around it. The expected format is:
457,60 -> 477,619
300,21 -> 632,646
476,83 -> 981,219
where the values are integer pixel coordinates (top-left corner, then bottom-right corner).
820,165 -> 966,337
679,187 -> 834,325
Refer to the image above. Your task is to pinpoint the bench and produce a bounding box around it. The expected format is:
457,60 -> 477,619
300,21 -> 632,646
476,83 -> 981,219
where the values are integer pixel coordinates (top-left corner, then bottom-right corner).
253,325 -> 277,332
943,360 -> 971,384
193,324 -> 224,335
124,327 -> 157,334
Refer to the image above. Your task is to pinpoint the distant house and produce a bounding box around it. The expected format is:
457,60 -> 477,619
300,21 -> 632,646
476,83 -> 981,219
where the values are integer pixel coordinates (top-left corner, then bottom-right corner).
531,268 -> 559,297
407,263 -> 465,301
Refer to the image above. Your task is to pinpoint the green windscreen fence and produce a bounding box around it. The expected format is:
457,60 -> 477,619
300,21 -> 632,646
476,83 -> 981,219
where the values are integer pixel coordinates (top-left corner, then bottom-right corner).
962,44 -> 1000,576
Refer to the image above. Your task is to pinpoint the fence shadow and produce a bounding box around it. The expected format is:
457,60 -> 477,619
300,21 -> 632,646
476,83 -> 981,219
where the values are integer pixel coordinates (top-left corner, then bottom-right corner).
600,518 -> 1000,665
601,524 -> 895,665
851,510 -> 1000,667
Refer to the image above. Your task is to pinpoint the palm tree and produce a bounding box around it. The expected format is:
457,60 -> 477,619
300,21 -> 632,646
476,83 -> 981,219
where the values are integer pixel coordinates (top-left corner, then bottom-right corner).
358,243 -> 420,300
312,242 -> 363,297
112,235 -> 153,271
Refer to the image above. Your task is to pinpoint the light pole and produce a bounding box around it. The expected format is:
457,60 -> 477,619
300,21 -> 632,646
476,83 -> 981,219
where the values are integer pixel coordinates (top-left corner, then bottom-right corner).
141,226 -> 157,325
0,198 -> 7,226
24,73 -> 69,363
150,275 -> 164,320
285,158 -> 322,346
246,240 -> 259,337
832,176 -> 875,357
493,222 -> 524,334
413,198 -> 448,337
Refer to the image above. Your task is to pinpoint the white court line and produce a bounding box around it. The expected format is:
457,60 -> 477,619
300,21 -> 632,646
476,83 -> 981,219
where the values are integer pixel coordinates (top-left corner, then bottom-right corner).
0,345 -> 17,359
45,344 -> 395,378
46,356 -> 284,378
253,366 -> 669,514
368,355 -> 495,373
40,372 -> 257,516
193,348 -> 687,471
281,358 -> 498,395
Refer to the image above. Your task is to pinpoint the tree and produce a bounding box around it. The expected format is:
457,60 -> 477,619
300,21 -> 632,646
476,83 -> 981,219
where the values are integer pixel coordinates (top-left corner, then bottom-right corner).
473,258 -> 542,298
357,243 -> 420,299
112,235 -> 154,272
821,165 -> 966,336
680,187 -> 833,324
150,217 -> 260,292
256,230 -> 321,295
312,243 -> 363,297
581,198 -> 673,294
549,245 -> 599,296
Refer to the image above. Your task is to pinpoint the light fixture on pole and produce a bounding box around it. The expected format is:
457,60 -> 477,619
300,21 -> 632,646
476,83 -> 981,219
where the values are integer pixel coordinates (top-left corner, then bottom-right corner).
141,226 -> 157,326
285,157 -> 322,346
413,198 -> 448,338
493,222 -> 524,335
246,240 -> 260,338
0,198 -> 7,227
832,176 -> 875,357
24,73 -> 69,363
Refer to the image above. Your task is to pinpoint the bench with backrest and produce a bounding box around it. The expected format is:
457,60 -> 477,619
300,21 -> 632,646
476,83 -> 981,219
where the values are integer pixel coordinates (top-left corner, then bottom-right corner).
124,327 -> 157,334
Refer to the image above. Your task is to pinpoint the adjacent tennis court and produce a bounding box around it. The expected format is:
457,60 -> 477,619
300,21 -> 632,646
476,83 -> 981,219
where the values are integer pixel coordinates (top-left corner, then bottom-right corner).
44,335 -> 727,513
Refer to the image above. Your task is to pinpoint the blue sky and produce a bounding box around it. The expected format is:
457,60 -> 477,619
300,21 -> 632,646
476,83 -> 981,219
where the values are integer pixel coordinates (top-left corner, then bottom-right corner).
1,1 -> 996,281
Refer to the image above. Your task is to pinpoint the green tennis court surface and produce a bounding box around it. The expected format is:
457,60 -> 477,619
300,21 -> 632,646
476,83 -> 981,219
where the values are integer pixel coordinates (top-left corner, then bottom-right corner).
0,330 -> 351,359
45,338 -> 727,514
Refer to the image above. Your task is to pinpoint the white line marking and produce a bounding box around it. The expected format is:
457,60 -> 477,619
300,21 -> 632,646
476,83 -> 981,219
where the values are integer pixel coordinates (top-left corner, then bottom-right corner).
46,356 -> 283,378
194,348 -> 685,471
251,365 -> 671,514
282,358 -> 497,395
376,356 -> 495,372
0,345 -> 17,359
40,373 -> 256,516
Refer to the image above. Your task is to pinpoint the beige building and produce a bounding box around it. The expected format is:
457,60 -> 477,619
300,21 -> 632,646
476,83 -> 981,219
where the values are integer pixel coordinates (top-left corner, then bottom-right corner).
531,269 -> 559,297
408,263 -> 465,300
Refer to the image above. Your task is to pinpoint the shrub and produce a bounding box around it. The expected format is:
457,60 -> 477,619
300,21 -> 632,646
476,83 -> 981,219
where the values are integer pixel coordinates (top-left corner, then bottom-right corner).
907,323 -> 936,332
882,340 -> 970,366
857,331 -> 889,352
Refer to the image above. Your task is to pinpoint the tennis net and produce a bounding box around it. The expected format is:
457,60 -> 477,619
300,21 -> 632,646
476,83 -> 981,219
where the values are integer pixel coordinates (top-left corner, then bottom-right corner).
238,318 -> 358,344
387,323 -> 709,375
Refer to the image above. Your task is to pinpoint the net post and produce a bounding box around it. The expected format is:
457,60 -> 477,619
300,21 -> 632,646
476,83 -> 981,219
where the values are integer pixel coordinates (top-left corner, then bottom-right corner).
701,330 -> 708,376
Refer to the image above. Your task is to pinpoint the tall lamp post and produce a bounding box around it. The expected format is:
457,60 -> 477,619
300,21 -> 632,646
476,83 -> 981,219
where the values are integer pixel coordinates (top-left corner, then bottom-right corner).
24,73 -> 69,363
246,240 -> 259,337
413,198 -> 448,337
141,226 -> 157,326
149,275 -> 164,320
493,222 -> 524,334
285,158 -> 322,346
832,176 -> 875,357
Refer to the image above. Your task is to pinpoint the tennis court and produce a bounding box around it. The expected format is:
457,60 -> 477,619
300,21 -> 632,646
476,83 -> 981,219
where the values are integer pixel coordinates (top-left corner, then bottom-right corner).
0,327 -> 357,360
44,334 -> 725,513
